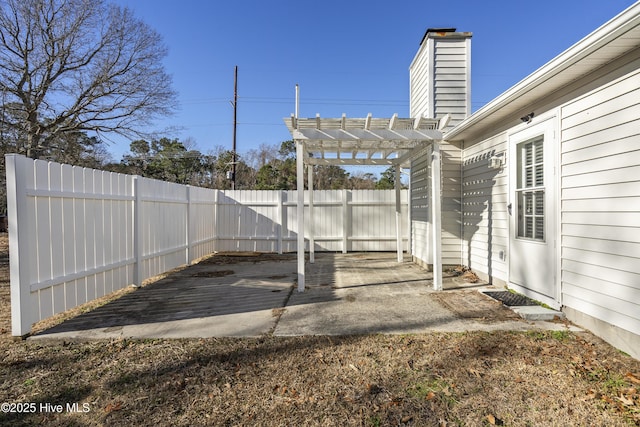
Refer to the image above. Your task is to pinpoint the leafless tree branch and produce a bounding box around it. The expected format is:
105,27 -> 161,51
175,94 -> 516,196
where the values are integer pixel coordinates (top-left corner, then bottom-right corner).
0,0 -> 177,158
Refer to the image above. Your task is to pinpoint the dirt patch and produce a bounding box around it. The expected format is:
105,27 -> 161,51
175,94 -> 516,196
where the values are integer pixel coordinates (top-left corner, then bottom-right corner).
199,252 -> 296,265
431,290 -> 522,321
446,265 -> 480,283
0,234 -> 9,336
0,235 -> 639,425
190,269 -> 234,278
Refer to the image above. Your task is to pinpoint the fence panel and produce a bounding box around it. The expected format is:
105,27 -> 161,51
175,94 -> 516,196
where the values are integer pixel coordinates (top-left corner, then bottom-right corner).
6,154 -> 408,336
350,189 -> 409,252
188,185 -> 218,261
215,190 -> 282,252
220,189 -> 408,253
6,155 -> 137,335
137,177 -> 189,282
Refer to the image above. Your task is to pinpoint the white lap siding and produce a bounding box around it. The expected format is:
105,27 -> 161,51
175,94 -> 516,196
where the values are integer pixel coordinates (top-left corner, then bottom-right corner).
410,147 -> 431,267
411,142 -> 463,269
441,142 -> 463,265
461,133 -> 509,284
560,66 -> 640,342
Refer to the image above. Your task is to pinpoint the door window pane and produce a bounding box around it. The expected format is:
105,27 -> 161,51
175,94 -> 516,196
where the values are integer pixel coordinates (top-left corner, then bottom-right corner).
516,137 -> 544,241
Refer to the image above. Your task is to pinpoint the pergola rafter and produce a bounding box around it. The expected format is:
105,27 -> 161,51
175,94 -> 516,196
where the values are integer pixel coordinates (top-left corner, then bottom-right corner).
285,113 -> 446,292
287,113 -> 442,167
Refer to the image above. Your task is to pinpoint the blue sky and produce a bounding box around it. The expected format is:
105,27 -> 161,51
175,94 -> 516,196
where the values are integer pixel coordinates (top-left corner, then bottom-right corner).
109,0 -> 637,163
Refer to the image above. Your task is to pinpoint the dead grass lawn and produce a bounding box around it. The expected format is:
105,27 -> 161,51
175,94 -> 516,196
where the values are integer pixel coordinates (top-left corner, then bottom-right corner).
0,234 -> 639,426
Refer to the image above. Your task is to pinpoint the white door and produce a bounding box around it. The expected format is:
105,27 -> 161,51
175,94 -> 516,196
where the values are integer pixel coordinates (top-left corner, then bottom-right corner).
508,118 -> 557,305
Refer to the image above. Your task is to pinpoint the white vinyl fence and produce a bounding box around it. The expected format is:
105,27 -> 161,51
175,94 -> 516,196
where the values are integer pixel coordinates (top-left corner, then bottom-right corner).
216,189 -> 408,253
5,154 -> 408,336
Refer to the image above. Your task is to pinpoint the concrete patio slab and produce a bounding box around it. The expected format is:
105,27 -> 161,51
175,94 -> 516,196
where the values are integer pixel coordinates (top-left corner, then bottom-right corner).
32,255 -> 298,339
275,253 -> 578,336
30,252 -> 580,341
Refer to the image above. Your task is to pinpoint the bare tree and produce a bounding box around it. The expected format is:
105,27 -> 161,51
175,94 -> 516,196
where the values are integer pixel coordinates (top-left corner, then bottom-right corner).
0,0 -> 177,159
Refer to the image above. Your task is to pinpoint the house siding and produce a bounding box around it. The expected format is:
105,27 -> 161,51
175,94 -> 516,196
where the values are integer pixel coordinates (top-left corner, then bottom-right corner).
410,34 -> 471,129
432,40 -> 471,127
410,147 -> 431,267
409,41 -> 431,119
441,141 -> 463,265
455,59 -> 640,356
409,6 -> 640,358
410,142 -> 463,268
460,133 -> 508,283
560,66 -> 640,339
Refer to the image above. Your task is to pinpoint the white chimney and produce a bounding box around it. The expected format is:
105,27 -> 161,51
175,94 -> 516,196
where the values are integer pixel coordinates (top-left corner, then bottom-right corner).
409,28 -> 472,130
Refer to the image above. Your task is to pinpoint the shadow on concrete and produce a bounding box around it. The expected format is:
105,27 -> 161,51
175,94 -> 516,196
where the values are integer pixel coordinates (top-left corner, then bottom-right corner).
33,252 -> 337,336
34,267 -> 291,335
32,251 -> 526,339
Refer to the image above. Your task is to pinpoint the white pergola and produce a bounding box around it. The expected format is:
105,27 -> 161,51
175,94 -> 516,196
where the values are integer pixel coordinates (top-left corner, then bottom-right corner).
285,113 -> 448,292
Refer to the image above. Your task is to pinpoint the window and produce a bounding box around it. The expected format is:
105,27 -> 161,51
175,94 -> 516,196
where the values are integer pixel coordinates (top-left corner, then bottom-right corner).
516,137 -> 544,241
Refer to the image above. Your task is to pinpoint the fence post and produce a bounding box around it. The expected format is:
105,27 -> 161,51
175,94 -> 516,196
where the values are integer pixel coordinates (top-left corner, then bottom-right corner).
133,176 -> 143,287
342,189 -> 349,253
186,185 -> 193,263
213,190 -> 219,252
277,190 -> 283,254
6,154 -> 34,336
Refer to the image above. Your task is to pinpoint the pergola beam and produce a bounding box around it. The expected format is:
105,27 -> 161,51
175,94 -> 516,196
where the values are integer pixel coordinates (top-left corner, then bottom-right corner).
305,158 -> 396,166
364,113 -> 372,130
389,113 -> 398,130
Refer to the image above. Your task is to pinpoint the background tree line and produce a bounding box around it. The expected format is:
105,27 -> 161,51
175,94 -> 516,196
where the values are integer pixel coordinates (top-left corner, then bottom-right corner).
111,138 -> 403,191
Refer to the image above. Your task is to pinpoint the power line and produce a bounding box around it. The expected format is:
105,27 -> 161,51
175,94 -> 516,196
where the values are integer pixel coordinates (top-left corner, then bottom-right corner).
122,151 -> 213,160
178,96 -> 408,107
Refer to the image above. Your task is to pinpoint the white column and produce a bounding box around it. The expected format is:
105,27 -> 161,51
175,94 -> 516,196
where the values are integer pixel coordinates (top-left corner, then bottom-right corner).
407,166 -> 413,256
342,188 -> 348,253
308,164 -> 315,263
395,165 -> 403,262
431,143 -> 443,291
296,140 -> 305,292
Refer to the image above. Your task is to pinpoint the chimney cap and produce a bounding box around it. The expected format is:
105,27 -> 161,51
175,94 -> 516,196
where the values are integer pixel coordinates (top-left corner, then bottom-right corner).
426,27 -> 457,33
420,28 -> 471,45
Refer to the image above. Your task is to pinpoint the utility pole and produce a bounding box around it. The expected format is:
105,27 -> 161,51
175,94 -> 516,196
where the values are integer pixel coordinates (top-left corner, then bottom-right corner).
231,65 -> 238,190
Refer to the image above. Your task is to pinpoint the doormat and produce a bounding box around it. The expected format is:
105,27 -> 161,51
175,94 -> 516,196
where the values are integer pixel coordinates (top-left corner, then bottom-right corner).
483,291 -> 538,307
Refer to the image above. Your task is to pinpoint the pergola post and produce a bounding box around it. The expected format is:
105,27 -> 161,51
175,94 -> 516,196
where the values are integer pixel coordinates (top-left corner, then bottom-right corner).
407,166 -> 413,256
395,165 -> 403,262
308,164 -> 315,263
296,139 -> 305,292
431,142 -> 443,291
